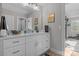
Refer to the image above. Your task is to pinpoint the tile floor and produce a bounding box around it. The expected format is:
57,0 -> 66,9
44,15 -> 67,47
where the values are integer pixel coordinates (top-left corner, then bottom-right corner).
47,50 -> 61,56
64,48 -> 79,56
46,48 -> 79,56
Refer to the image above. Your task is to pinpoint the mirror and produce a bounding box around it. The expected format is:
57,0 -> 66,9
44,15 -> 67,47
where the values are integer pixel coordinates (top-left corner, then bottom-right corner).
17,17 -> 33,32
1,3 -> 42,33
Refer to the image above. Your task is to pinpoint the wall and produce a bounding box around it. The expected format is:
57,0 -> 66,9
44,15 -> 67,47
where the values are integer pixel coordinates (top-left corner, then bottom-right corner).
42,3 -> 65,55
0,4 -> 3,55
0,4 -> 1,30
0,4 -> 1,20
65,3 -> 79,17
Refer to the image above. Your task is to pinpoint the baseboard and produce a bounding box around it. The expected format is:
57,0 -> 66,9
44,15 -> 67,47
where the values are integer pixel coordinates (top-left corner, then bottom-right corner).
50,48 -> 64,56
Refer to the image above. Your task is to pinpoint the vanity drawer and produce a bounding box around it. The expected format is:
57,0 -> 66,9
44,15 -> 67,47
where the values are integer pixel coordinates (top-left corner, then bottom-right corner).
3,37 -> 25,48
4,44 -> 25,56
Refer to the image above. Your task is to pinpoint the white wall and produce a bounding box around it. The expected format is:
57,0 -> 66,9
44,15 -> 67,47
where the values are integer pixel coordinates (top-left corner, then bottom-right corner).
42,3 -> 65,55
0,3 -> 2,30
65,3 -> 79,17
0,3 -> 2,15
0,4 -> 2,19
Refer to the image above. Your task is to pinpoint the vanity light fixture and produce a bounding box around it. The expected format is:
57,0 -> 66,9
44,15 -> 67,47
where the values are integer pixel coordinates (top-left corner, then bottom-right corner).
33,4 -> 40,11
22,3 -> 40,11
22,3 -> 29,6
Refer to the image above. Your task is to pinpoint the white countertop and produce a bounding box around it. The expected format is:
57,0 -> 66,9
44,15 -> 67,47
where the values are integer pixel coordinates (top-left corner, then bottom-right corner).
65,39 -> 79,52
0,32 -> 48,40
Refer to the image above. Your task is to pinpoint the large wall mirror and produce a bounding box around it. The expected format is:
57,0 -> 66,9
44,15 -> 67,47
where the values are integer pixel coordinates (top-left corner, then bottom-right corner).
1,3 -> 43,33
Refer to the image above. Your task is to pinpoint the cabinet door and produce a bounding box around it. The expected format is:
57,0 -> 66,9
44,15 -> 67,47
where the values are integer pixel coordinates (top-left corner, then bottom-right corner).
41,34 -> 50,49
4,44 -> 25,56
35,35 -> 43,55
36,34 -> 50,55
25,33 -> 50,56
26,36 -> 36,56
3,37 -> 25,49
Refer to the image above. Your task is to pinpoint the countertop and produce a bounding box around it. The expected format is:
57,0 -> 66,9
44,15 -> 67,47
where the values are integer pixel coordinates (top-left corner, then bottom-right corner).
0,32 -> 48,40
65,38 -> 79,52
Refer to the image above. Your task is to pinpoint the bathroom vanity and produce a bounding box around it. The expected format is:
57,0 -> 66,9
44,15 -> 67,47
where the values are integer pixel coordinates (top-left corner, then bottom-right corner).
0,32 -> 50,56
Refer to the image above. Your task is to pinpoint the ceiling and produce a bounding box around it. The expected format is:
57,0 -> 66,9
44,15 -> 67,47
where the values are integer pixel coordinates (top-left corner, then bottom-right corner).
2,3 -> 41,16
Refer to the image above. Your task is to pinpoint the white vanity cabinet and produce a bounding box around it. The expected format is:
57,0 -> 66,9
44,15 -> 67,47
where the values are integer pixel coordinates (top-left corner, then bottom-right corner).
4,44 -> 25,56
3,37 -> 26,49
25,35 -> 37,56
0,32 -> 50,56
25,33 -> 50,56
3,36 -> 26,56
35,33 -> 50,55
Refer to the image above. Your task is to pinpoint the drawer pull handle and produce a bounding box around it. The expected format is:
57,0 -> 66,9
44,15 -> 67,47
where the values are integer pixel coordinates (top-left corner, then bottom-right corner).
13,41 -> 19,43
12,50 -> 20,54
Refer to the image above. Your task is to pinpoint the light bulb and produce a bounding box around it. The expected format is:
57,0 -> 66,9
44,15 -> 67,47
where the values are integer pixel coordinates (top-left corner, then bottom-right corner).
33,6 -> 39,11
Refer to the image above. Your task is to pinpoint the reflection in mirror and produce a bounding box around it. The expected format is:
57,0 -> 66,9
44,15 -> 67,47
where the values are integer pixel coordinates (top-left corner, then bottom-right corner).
17,17 -> 33,33
1,3 -> 42,34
